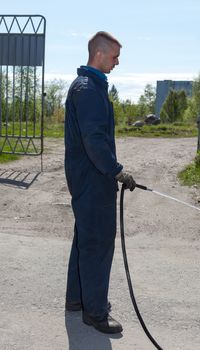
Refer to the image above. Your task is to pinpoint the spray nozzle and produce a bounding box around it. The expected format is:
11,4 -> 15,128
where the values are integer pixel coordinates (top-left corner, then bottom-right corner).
136,183 -> 152,191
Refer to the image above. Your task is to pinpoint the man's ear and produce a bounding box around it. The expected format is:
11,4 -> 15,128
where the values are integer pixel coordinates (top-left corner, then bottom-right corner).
96,51 -> 101,58
96,50 -> 104,63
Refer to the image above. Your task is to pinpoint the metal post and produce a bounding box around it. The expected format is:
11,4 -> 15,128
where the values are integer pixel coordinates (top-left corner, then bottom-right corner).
197,114 -> 200,152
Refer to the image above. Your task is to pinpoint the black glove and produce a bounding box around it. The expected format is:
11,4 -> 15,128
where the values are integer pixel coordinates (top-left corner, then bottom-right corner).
115,171 -> 136,191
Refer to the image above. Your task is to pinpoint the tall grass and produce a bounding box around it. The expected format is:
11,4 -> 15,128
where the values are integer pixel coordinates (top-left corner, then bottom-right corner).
178,152 -> 200,187
0,121 -> 198,165
116,122 -> 198,138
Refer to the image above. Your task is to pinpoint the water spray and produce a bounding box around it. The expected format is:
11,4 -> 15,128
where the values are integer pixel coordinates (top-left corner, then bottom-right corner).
136,183 -> 200,212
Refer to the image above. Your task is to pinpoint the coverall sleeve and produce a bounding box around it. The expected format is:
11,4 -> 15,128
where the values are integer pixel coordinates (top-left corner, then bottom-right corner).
74,88 -> 123,177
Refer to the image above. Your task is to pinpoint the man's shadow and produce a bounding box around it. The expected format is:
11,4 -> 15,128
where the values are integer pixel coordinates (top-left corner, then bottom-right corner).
65,310 -> 123,350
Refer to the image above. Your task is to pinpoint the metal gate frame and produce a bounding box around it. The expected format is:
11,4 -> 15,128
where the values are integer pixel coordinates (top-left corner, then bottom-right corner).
0,14 -> 46,157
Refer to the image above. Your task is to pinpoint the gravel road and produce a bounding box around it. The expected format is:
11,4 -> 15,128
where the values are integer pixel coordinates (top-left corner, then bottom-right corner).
0,137 -> 200,350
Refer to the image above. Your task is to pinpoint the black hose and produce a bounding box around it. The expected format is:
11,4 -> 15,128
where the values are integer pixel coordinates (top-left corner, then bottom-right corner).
120,184 -> 163,350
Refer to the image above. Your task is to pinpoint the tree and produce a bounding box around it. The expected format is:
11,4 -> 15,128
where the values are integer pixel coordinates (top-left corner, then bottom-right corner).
109,84 -> 119,102
0,67 -> 41,123
44,79 -> 68,121
160,89 -> 187,123
111,98 -> 139,126
137,84 -> 156,116
112,100 -> 124,125
143,84 -> 156,114
137,95 -> 148,117
13,66 -> 41,122
123,99 -> 138,125
192,74 -> 200,109
184,75 -> 200,122
0,70 -> 7,122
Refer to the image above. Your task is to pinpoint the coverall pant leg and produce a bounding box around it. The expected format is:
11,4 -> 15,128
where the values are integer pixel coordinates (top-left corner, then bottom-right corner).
66,195 -> 117,320
66,225 -> 82,303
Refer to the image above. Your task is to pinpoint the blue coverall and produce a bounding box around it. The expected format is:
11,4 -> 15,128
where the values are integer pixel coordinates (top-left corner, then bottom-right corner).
65,66 -> 123,320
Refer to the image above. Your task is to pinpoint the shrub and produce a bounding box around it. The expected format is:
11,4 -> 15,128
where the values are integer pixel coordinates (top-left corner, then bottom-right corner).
195,152 -> 200,167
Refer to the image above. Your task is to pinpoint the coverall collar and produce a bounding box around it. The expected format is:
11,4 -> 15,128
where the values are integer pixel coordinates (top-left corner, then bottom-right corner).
80,65 -> 107,81
77,66 -> 108,90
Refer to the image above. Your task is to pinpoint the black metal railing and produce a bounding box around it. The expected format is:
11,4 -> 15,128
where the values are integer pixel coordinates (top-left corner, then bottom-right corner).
0,15 -> 46,155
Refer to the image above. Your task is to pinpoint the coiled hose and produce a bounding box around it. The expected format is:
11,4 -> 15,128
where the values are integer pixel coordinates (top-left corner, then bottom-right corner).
120,184 -> 163,350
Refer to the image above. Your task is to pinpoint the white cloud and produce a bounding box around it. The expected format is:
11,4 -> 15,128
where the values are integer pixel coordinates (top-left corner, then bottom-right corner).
62,31 -> 92,39
45,71 -> 197,102
45,72 -> 75,81
110,72 -> 196,101
71,32 -> 91,39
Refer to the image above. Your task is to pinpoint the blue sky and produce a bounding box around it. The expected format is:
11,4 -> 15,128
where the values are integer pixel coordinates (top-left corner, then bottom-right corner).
1,0 -> 200,101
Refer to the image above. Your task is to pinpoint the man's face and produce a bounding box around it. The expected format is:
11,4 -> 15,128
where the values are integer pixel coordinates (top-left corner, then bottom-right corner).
97,43 -> 120,74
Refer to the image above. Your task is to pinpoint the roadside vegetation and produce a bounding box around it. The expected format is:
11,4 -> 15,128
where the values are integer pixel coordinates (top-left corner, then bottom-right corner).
0,73 -> 200,188
0,153 -> 20,163
41,77 -> 199,139
115,123 -> 197,138
178,152 -> 200,187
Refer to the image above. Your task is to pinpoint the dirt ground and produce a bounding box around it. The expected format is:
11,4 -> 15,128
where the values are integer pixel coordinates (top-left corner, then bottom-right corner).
0,136 -> 200,350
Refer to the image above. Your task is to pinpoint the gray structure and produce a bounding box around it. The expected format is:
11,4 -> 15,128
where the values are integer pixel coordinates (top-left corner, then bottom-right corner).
155,80 -> 193,117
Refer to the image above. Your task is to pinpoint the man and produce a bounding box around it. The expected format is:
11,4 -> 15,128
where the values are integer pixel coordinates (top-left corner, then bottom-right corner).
65,31 -> 136,334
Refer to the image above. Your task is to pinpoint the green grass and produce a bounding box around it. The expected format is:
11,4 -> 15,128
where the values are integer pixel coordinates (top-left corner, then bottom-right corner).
0,122 -> 42,138
0,153 -> 20,163
116,122 -> 198,138
0,121 -> 64,163
0,120 -> 64,139
0,121 -> 198,165
43,122 -> 64,138
178,152 -> 200,187
1,121 -> 197,139
43,121 -> 198,139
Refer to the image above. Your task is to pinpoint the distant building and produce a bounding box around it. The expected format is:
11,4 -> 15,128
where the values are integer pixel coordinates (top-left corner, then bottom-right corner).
155,80 -> 193,117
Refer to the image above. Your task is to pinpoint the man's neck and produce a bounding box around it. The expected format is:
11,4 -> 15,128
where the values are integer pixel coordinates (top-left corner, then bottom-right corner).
80,65 -> 107,81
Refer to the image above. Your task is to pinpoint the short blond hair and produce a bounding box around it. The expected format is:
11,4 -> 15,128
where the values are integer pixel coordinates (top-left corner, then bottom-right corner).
88,31 -> 122,60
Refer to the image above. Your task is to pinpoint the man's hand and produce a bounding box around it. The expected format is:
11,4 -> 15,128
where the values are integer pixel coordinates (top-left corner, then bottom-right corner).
115,171 -> 136,191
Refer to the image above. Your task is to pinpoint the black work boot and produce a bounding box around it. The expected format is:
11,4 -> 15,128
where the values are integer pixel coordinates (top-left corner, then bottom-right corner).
82,312 -> 123,334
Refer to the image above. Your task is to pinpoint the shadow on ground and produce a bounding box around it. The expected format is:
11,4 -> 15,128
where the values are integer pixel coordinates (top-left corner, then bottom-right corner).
65,311 -> 123,350
0,170 -> 41,189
